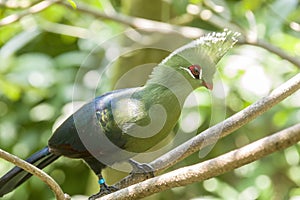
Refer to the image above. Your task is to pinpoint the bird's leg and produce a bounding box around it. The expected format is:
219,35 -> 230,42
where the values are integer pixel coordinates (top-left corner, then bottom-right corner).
88,174 -> 118,200
129,159 -> 154,178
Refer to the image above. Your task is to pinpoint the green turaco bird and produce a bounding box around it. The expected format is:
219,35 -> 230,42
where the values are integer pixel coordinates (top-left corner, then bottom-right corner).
0,30 -> 239,199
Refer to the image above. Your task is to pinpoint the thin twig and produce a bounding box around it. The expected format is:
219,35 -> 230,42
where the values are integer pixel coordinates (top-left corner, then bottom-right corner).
57,1 -> 204,39
0,149 -> 69,200
203,10 -> 300,69
0,0 -> 59,27
201,12 -> 300,69
0,0 -> 33,9
240,39 -> 300,69
172,3 -> 300,69
61,2 -> 300,69
3,0 -> 299,70
100,123 -> 300,200
115,71 -> 300,188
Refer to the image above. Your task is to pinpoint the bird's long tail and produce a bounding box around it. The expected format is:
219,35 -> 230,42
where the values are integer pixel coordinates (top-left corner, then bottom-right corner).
0,146 -> 59,197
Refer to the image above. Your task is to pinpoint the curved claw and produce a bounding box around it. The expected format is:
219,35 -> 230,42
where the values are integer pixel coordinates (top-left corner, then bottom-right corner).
129,159 -> 154,178
88,176 -> 118,200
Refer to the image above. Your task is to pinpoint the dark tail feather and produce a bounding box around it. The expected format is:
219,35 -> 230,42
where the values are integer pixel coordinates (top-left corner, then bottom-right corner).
0,146 -> 60,197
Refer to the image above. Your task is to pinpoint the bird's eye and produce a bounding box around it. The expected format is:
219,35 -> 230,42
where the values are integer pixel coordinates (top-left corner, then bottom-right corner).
188,65 -> 202,79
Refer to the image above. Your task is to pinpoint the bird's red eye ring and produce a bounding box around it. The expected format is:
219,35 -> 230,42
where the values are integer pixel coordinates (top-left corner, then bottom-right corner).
188,64 -> 202,79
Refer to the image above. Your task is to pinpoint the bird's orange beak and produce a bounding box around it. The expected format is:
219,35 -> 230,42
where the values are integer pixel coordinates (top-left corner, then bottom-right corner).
203,81 -> 213,90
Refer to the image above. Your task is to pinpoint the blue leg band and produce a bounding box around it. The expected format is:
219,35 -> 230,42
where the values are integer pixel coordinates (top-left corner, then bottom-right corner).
98,178 -> 105,185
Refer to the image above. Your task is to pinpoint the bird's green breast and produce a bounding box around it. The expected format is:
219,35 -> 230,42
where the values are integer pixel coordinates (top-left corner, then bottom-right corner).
95,85 -> 182,153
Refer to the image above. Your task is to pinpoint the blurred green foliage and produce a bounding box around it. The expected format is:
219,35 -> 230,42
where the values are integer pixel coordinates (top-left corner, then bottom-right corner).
0,0 -> 299,199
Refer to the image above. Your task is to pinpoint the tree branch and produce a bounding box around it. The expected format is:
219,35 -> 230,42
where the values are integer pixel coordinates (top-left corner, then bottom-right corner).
0,0 -> 33,9
2,0 -> 299,70
0,148 -> 69,200
204,13 -> 300,68
203,11 -> 300,69
240,39 -> 300,69
57,1 -> 204,39
115,69 -> 300,188
172,4 -> 300,69
64,2 -> 300,69
0,0 -> 59,27
100,123 -> 300,200
3,1 -> 298,70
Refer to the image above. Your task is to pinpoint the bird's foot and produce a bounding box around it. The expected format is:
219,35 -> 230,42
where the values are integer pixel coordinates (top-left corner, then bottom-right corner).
129,159 -> 154,178
88,178 -> 118,200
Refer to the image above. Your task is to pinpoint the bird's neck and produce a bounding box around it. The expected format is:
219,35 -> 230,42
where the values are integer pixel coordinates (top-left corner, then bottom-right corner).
132,65 -> 195,129
143,65 -> 194,107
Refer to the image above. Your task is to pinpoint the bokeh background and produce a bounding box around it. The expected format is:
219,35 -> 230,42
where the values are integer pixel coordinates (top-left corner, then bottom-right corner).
0,0 -> 300,199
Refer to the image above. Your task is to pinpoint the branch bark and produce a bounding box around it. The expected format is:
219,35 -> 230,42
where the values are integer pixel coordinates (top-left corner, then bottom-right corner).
115,71 -> 300,188
172,4 -> 300,69
57,1 -> 204,39
100,123 -> 300,200
240,39 -> 300,69
3,1 -> 298,70
63,2 -> 300,69
0,0 -> 59,27
0,149 -> 69,200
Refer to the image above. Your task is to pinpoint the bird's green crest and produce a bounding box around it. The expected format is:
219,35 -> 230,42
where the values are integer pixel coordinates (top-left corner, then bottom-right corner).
147,29 -> 240,88
161,29 -> 240,66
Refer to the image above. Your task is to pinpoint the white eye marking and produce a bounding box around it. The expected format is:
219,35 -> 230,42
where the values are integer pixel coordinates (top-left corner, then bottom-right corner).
180,66 -> 194,77
180,65 -> 202,79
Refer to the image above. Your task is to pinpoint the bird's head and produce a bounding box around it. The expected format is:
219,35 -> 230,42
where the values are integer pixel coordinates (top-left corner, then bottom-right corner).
180,64 -> 213,90
154,29 -> 240,90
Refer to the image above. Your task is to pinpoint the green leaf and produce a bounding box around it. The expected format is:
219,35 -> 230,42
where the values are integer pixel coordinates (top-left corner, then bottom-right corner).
0,79 -> 21,101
